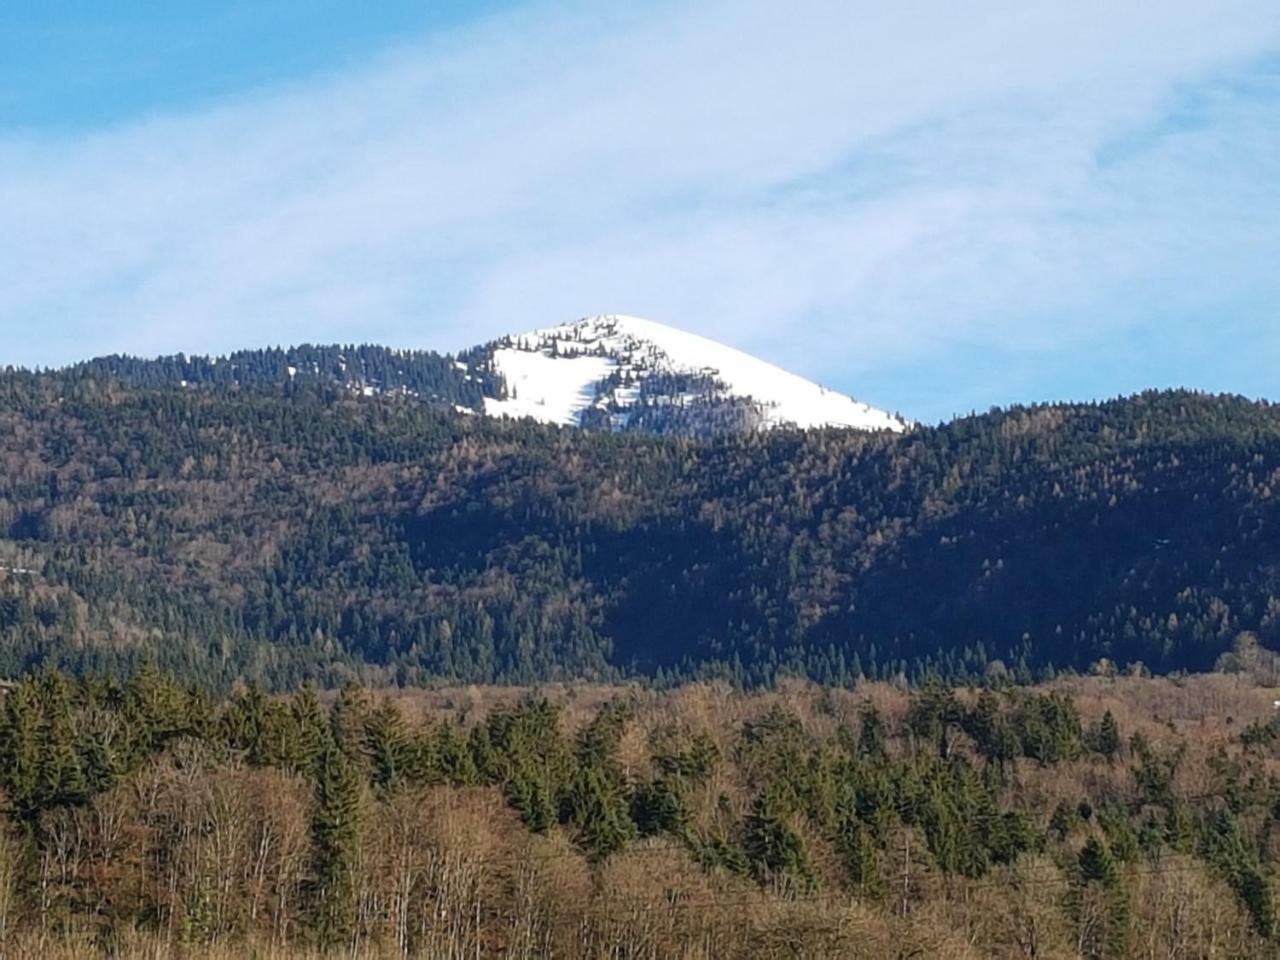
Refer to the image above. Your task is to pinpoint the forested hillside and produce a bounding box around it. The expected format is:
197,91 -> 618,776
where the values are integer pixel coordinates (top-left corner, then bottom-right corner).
1,369 -> 1278,689
0,671 -> 1276,957
57,343 -> 501,410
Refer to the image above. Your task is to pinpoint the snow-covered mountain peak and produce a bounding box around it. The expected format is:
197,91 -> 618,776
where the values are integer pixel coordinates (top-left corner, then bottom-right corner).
471,314 -> 906,436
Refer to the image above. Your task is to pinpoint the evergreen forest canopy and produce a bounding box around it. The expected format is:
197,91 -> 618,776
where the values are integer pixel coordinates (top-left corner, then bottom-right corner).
0,670 -> 1277,957
55,342 -> 501,410
0,354 -> 1279,690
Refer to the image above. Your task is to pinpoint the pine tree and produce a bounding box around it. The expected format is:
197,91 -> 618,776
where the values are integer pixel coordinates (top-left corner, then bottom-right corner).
1077,836 -> 1113,879
287,683 -> 330,775
563,703 -> 636,858
631,774 -> 691,839
1202,809 -> 1276,938
744,789 -> 814,895
564,764 -> 636,861
858,706 -> 886,761
329,683 -> 373,769
1072,838 -> 1129,959
225,685 -> 273,766
839,820 -> 884,901
431,720 -> 477,785
364,698 -> 413,796
308,742 -> 363,948
36,671 -> 86,808
0,681 -> 44,818
1088,711 -> 1121,760
1049,801 -> 1073,843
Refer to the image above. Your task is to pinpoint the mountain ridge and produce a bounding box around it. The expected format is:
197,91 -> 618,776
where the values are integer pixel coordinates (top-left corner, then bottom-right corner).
42,315 -> 906,439
0,371 -> 1277,690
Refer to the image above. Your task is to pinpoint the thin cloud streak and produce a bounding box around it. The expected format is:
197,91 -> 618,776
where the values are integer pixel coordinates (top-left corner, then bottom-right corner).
0,0 -> 1277,421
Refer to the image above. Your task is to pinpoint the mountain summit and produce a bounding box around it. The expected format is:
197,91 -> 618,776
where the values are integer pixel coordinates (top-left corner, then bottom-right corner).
465,314 -> 905,436
59,315 -> 906,438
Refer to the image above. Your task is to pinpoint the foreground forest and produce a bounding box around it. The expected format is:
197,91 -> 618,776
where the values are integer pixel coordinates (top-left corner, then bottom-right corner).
0,670 -> 1279,957
1,367 -> 1279,688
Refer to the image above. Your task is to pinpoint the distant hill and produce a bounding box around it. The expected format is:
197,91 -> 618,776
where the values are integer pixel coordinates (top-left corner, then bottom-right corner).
56,342 -> 499,411
45,314 -> 905,440
1,360 -> 1277,688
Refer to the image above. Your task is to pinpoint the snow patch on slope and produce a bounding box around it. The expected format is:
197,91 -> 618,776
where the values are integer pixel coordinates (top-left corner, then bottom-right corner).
485,348 -> 616,426
608,315 -> 902,431
480,315 -> 905,433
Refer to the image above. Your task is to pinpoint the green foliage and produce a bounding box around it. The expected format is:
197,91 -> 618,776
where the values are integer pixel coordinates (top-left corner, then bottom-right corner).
1078,836 -> 1117,885
0,667 -> 201,819
631,774 -> 692,838
907,683 -> 964,754
3,376 -> 1280,690
286,684 -> 331,775
1098,804 -> 1140,864
1072,838 -> 1130,959
0,667 -> 1279,946
1201,809 -> 1276,938
838,820 -> 885,900
633,726 -> 717,841
1087,711 -> 1122,760
858,706 -> 887,760
1132,736 -> 1183,807
364,699 -> 416,796
1049,801 -> 1074,843
562,703 -> 636,859
308,742 -> 362,948
564,764 -> 636,861
963,690 -> 1021,769
744,789 -> 815,895
1013,692 -> 1082,765
477,699 -> 572,833
434,720 -> 479,785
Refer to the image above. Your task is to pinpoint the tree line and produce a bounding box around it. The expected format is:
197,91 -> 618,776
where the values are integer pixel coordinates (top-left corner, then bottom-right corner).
0,668 -> 1277,956
1,370 -> 1278,690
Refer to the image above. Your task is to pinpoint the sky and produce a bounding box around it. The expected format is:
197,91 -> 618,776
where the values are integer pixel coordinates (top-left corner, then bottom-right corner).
1,1 -> 1277,423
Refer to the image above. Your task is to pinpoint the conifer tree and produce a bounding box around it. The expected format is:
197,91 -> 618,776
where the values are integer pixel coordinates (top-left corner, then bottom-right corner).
1072,838 -> 1130,959
0,681 -> 44,818
563,702 -> 636,858
1088,711 -> 1121,760
364,698 -> 414,796
858,705 -> 886,761
36,671 -> 86,808
745,789 -> 815,895
308,742 -> 363,948
564,764 -> 636,861
1049,801 -> 1074,843
631,774 -> 691,839
286,682 -> 330,775
839,821 -> 884,901
329,683 -> 372,768
436,720 -> 479,785
1202,809 -> 1276,938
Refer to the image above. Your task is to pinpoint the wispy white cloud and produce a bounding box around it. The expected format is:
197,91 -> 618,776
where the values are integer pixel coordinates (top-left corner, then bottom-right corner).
1,0 -> 1277,419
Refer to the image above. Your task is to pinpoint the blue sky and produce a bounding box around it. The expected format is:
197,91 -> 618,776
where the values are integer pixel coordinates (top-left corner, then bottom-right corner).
1,1 -> 1277,423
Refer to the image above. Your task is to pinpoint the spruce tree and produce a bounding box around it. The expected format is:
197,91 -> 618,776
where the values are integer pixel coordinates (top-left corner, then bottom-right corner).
364,698 -> 413,796
329,683 -> 372,769
36,671 -> 86,809
1088,711 -> 1121,760
287,683 -> 330,775
744,789 -> 815,895
1072,837 -> 1130,959
0,681 -> 43,818
308,742 -> 363,948
564,765 -> 636,861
